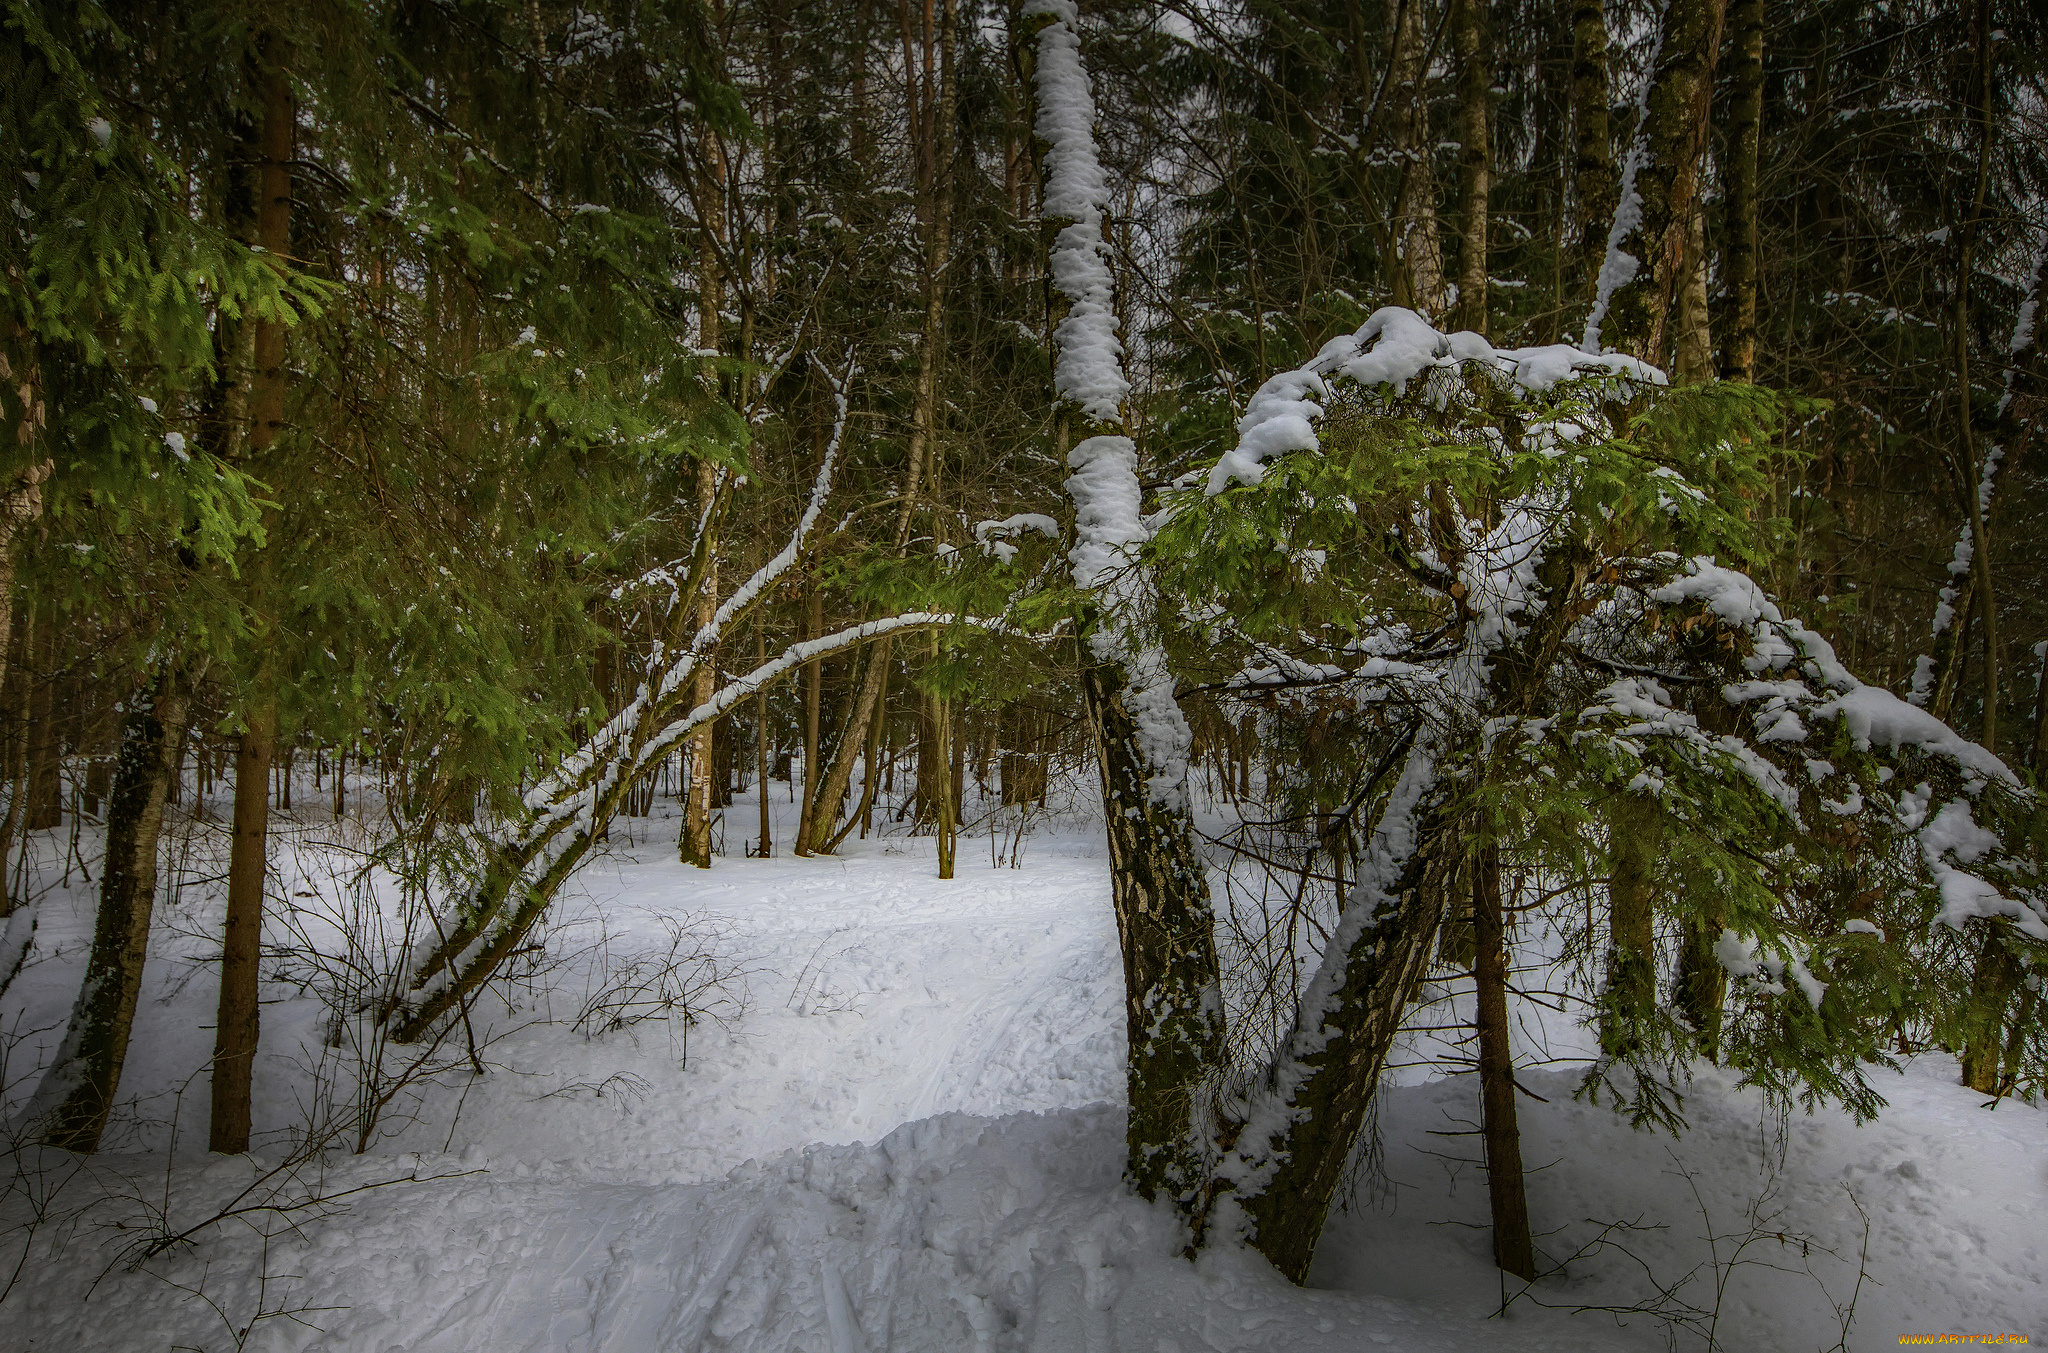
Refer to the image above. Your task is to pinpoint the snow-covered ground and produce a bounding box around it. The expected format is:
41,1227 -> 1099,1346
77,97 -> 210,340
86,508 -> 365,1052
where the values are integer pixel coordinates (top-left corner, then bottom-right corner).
0,780 -> 2042,1350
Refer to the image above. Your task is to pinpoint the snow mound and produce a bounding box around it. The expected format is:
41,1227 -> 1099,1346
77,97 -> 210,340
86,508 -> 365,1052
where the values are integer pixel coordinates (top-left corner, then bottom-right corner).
12,1106 -> 1638,1352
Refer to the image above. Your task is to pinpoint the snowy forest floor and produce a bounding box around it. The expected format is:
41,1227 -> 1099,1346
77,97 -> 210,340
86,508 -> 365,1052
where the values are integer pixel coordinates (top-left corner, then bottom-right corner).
0,775 -> 2042,1351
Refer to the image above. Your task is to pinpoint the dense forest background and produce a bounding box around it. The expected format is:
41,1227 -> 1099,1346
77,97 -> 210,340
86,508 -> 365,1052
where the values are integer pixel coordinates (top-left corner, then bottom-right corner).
3,0 -> 2047,1292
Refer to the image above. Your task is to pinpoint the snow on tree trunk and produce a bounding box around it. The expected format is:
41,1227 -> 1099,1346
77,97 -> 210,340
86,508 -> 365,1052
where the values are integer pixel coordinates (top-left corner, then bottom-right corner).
1029,0 -> 1227,1223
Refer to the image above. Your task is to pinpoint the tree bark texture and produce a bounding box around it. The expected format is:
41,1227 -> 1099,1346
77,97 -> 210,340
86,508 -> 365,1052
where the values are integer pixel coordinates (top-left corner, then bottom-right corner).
1473,847 -> 1534,1279
795,585 -> 823,855
1080,661 -> 1226,1214
28,670 -> 189,1151
1569,0 -> 1613,304
0,325 -> 51,716
1601,791 -> 1661,1059
1451,0 -> 1490,335
212,706 -> 271,1153
1718,0 -> 1763,382
212,35 -> 294,1154
1600,0 -> 1727,365
1959,921 -> 2022,1094
1388,0 -> 1445,317
1234,780 -> 1453,1283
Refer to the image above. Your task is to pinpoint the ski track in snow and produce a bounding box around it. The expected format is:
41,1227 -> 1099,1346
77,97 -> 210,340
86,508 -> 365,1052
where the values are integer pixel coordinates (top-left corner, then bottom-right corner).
0,794 -> 2043,1350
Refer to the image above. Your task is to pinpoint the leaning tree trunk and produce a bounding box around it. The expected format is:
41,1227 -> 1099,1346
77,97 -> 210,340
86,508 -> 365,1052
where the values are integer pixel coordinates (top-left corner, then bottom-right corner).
1029,0 -> 1227,1221
22,669 -> 190,1151
379,376 -> 965,1042
1220,524 -> 1593,1282
1226,742 -> 1454,1282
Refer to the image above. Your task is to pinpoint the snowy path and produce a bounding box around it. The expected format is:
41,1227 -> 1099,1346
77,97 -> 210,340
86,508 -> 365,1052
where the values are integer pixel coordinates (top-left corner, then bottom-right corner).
2,808 -> 2044,1350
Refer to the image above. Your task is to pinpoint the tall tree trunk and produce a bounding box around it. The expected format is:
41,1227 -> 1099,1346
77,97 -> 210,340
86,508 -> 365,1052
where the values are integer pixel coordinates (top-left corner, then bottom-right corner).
22,609 -> 59,831
1600,792 -> 1661,1058
933,689 -> 956,880
1451,0 -> 1491,335
212,35 -> 293,1155
1718,0 -> 1763,382
795,585 -> 823,855
1591,0 -> 1727,363
0,324 -> 51,719
1473,847 -> 1534,1280
1388,0 -> 1445,317
755,621 -> 772,856
1952,0 -> 1999,756
213,703 -> 271,1153
682,119 -> 728,869
1031,0 -> 1226,1225
1080,660 -> 1223,1208
1570,0 -> 1613,305
1959,922 -> 2021,1094
23,669 -> 190,1151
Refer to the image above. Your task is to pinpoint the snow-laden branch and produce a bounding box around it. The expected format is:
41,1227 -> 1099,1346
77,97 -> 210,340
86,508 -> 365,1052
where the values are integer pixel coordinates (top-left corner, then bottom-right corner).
1208,307 -> 1660,497
1650,556 -> 2044,941
396,606 -> 990,1024
684,361 -> 851,667
528,366 -> 852,816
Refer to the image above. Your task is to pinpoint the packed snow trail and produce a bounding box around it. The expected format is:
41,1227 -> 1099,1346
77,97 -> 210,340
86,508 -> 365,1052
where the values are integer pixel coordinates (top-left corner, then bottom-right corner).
1,798 -> 2044,1349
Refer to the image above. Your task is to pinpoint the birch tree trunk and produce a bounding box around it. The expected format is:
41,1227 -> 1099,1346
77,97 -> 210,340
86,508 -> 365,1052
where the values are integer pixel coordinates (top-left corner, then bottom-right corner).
1388,0 -> 1445,317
